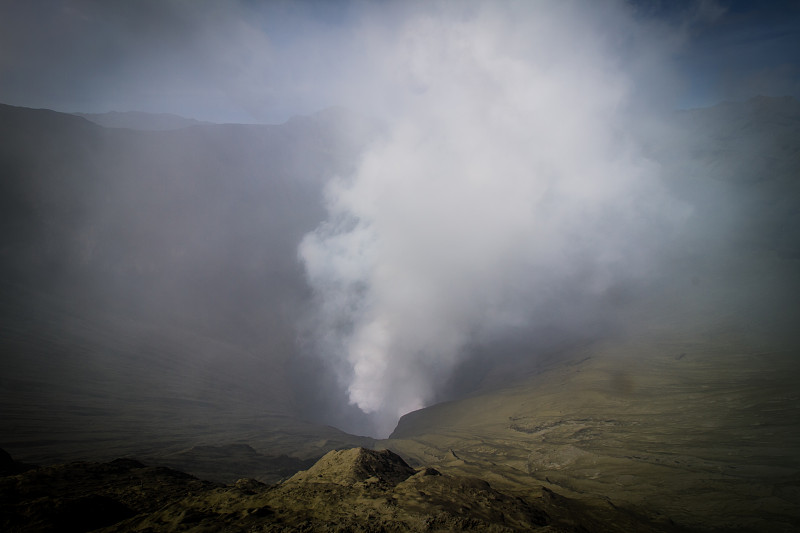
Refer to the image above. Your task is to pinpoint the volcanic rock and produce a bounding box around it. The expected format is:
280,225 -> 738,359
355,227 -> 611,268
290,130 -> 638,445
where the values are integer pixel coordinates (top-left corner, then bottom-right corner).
286,447 -> 416,486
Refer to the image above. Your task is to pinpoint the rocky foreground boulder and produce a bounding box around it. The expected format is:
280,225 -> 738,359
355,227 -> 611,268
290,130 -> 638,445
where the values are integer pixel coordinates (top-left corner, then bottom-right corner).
285,447 -> 417,486
0,451 -> 218,532
0,449 -> 34,477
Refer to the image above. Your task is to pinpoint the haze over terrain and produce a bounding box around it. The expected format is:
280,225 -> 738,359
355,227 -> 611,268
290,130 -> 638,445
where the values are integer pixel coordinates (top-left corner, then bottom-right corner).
1,0 -> 799,438
1,1 -> 800,530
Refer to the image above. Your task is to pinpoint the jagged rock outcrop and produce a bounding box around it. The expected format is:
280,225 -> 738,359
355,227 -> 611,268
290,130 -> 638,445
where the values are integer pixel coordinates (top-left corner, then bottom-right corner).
0,452 -> 219,532
0,448 -> 34,476
0,448 -> 563,532
286,447 -> 416,486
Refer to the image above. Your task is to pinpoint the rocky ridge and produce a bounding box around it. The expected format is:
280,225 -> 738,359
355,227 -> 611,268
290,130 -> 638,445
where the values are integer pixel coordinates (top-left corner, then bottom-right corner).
0,447 -> 649,532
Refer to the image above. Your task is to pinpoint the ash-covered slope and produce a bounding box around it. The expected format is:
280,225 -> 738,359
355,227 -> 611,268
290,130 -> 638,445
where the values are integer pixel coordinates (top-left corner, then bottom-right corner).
0,101 -> 371,337
0,102 -> 378,465
382,95 -> 800,533
385,332 -> 800,532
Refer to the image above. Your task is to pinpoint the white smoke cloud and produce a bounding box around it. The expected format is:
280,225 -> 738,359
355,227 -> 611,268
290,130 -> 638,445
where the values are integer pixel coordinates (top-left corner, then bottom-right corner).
299,1 -> 690,436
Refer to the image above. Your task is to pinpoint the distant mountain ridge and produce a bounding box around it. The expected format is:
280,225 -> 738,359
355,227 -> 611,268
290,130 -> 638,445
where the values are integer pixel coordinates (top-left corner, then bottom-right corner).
74,110 -> 213,130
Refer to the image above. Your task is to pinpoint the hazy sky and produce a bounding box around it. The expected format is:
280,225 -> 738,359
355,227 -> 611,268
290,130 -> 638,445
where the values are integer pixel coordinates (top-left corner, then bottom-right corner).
0,0 -> 798,123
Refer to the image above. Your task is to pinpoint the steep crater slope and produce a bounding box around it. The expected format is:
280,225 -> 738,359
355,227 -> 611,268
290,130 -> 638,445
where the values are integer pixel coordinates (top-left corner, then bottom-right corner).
0,103 -> 378,466
382,96 -> 800,532
386,334 -> 800,532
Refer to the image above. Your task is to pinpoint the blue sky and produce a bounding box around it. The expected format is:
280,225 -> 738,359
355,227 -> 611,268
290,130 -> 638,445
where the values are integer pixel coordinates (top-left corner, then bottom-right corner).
0,0 -> 797,122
